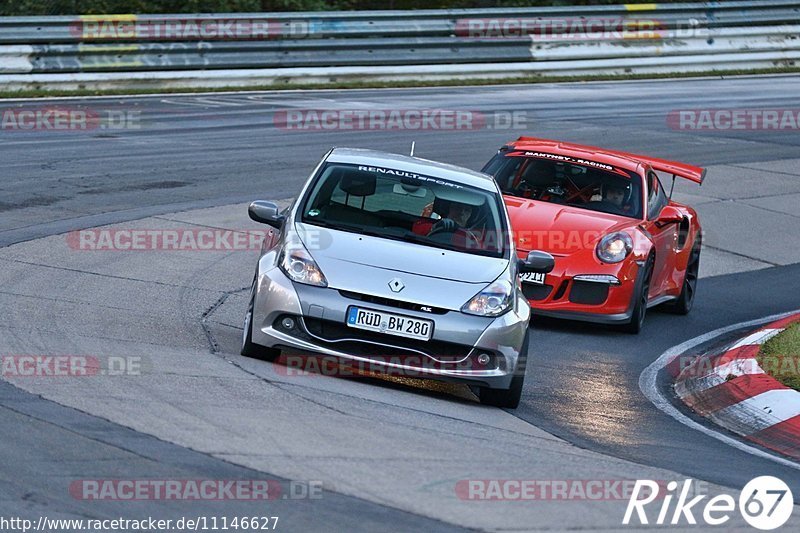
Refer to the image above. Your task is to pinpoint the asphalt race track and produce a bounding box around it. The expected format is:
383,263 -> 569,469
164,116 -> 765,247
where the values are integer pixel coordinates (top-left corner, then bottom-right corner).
1,76 -> 799,530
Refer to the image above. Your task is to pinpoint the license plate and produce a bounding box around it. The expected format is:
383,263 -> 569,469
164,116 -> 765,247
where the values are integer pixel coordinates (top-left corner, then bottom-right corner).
520,272 -> 546,285
346,307 -> 433,341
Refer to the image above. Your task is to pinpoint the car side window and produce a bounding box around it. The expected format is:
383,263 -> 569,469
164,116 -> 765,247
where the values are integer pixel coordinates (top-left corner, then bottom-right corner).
647,171 -> 667,220
482,154 -> 523,190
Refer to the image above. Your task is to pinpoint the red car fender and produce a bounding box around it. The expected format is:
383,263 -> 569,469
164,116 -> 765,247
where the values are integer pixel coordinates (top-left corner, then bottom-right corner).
620,259 -> 641,286
629,226 -> 655,263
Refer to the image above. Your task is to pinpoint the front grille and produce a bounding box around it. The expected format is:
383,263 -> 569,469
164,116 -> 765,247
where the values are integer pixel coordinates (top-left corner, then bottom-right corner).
302,317 -> 472,362
568,281 -> 610,305
522,283 -> 553,301
338,290 -> 448,315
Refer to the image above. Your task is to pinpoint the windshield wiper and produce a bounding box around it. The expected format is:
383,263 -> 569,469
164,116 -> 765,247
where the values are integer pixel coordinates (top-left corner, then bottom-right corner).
404,232 -> 505,257
306,219 -> 501,256
304,219 -> 405,241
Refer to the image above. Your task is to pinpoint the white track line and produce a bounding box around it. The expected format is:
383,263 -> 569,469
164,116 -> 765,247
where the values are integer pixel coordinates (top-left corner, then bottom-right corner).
728,328 -> 783,350
711,389 -> 800,435
639,309 -> 800,471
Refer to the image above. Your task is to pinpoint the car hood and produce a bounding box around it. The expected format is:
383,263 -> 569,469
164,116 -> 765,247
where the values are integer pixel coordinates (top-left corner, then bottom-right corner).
504,197 -> 636,255
296,222 -> 507,309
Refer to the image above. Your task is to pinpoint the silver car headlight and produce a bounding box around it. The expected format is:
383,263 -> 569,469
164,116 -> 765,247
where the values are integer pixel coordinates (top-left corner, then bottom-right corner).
596,232 -> 633,264
279,243 -> 328,287
462,279 -> 513,317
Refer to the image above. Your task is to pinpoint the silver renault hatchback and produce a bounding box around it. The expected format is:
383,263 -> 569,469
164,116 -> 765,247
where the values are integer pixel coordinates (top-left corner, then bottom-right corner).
241,148 -> 553,408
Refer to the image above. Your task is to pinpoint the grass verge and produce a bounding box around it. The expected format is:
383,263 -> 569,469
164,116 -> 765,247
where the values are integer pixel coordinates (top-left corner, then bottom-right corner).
1,66 -> 800,99
758,321 -> 800,392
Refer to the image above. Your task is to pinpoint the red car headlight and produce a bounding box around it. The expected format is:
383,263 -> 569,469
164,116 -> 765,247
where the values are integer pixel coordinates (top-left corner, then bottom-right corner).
596,232 -> 633,264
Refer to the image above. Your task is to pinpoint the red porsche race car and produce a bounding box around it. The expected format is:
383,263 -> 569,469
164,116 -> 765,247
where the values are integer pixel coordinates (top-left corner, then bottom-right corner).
481,137 -> 705,333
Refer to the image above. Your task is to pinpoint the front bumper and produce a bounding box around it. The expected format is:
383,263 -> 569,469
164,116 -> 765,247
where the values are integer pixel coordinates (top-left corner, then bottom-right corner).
250,260 -> 530,389
522,257 -> 641,325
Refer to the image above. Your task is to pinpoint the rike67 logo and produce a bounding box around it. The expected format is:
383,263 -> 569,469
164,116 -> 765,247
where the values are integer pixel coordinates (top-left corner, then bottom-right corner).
624,477 -> 793,530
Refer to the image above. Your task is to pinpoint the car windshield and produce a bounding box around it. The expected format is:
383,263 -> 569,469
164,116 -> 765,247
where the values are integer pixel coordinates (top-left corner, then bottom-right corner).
483,153 -> 644,219
300,162 -> 508,258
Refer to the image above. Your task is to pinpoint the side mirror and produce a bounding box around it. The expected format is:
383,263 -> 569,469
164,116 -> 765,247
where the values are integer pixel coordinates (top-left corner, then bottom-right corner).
248,201 -> 284,229
519,250 -> 555,274
656,205 -> 683,226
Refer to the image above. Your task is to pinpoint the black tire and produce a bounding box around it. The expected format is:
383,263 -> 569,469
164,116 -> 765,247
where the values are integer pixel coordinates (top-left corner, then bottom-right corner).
479,330 -> 529,409
670,234 -> 701,315
620,255 -> 654,334
241,275 -> 281,361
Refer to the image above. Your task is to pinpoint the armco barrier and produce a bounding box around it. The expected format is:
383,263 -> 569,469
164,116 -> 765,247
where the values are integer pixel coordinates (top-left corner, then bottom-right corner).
0,0 -> 798,90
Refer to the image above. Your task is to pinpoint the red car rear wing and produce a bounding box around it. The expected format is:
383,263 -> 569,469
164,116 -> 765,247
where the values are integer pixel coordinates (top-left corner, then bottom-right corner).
514,136 -> 706,184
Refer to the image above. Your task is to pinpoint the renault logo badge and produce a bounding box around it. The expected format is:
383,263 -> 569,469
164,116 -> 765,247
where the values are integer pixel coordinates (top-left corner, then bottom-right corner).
388,278 -> 405,293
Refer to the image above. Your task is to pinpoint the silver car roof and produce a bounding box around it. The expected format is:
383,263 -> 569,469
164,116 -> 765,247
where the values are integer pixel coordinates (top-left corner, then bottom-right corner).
326,148 -> 498,193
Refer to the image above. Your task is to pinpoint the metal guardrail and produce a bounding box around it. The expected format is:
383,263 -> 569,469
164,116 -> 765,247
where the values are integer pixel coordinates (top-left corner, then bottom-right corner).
0,0 -> 798,89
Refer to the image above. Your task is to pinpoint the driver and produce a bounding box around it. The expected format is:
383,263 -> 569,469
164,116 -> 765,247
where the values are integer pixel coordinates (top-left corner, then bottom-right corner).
429,201 -> 474,235
412,199 -> 484,250
590,182 -> 633,214
604,183 -> 627,208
